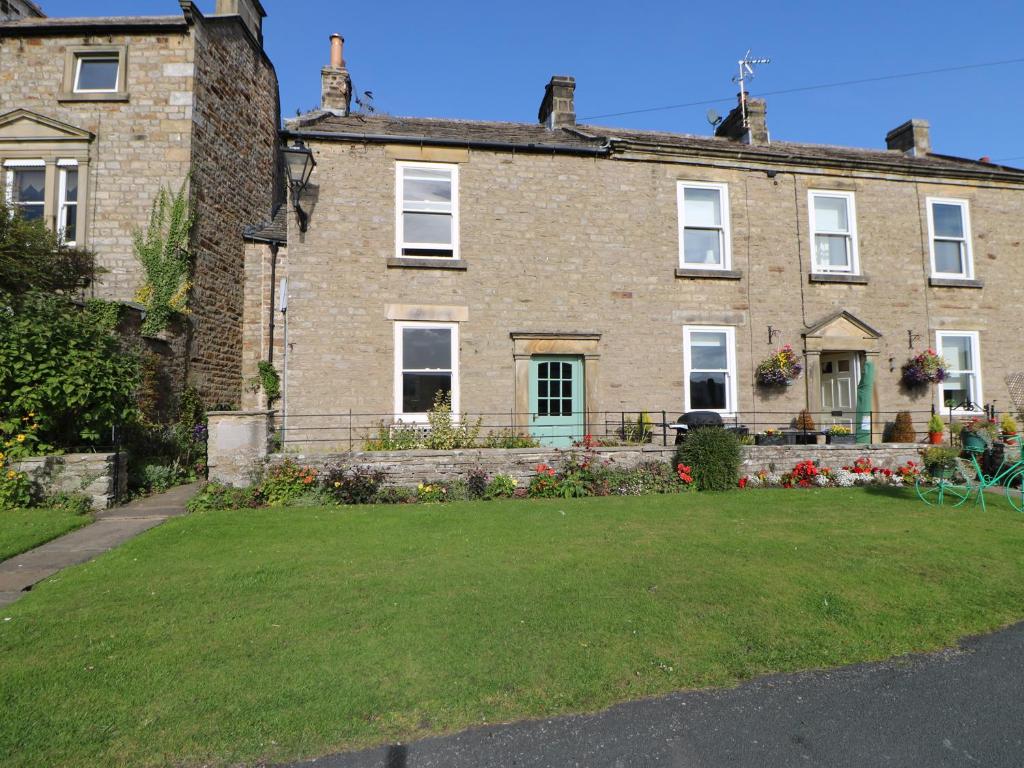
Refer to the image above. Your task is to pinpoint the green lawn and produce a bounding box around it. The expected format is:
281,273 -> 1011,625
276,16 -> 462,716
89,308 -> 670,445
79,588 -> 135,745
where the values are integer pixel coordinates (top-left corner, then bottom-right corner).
0,508 -> 91,563
1,489 -> 1023,767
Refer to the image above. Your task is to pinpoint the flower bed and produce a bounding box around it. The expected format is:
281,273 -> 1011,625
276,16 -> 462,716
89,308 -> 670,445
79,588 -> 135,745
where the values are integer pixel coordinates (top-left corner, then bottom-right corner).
742,456 -> 921,489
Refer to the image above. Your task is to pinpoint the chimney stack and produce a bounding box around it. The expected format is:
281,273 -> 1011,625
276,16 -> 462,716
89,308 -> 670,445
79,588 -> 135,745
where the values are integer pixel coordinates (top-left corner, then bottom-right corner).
886,119 -> 930,156
538,75 -> 576,129
715,93 -> 769,145
321,33 -> 352,116
212,0 -> 265,45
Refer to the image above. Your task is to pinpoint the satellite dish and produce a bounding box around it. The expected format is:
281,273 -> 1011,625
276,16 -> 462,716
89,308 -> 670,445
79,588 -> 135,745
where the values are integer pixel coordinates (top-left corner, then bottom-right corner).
706,109 -> 722,127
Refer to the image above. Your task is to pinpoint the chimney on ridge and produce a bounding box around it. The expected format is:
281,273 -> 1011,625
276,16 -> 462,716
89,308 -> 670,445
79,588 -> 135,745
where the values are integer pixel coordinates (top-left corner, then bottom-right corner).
886,119 -> 930,156
212,0 -> 266,45
321,33 -> 352,116
715,92 -> 769,145
538,75 -> 576,129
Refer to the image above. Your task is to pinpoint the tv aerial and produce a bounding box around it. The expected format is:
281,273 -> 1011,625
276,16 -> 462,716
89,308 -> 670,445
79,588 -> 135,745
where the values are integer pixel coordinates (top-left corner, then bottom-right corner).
732,50 -> 770,127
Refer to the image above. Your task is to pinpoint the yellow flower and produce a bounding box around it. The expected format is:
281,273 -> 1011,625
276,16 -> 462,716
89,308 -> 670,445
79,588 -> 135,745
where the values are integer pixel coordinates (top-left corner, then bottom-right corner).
334,481 -> 341,488
6,470 -> 15,480
16,435 -> 25,443
28,412 -> 34,417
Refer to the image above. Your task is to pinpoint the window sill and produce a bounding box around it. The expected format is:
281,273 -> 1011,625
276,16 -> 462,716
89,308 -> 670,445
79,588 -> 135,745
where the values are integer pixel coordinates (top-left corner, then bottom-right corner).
58,92 -> 129,103
928,276 -> 983,289
674,268 -> 742,280
809,273 -> 869,285
387,256 -> 467,271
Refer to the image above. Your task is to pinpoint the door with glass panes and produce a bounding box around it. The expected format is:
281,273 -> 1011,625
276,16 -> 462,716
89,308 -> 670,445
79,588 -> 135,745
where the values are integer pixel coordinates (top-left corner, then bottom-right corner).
820,353 -> 858,427
529,356 -> 584,448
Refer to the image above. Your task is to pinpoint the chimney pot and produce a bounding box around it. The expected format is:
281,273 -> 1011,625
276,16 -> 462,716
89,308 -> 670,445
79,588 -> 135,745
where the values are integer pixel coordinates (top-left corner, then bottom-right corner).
886,119 -> 930,156
538,75 -> 576,129
321,33 -> 352,116
330,33 -> 344,69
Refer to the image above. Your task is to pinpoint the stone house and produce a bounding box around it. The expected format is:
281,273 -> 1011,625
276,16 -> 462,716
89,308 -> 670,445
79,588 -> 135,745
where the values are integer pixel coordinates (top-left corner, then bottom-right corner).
244,38 -> 1024,449
0,0 -> 281,407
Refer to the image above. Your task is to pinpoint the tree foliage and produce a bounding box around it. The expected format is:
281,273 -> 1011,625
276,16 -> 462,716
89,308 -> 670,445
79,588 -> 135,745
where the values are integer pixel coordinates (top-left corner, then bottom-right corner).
0,199 -> 95,294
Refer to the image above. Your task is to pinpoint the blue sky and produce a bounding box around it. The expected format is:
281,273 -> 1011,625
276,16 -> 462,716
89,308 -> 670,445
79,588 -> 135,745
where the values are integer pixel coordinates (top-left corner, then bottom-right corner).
41,0 -> 1024,163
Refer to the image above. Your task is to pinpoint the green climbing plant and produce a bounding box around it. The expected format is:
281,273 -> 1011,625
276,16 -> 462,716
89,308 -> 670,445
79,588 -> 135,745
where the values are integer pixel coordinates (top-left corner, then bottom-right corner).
134,178 -> 195,336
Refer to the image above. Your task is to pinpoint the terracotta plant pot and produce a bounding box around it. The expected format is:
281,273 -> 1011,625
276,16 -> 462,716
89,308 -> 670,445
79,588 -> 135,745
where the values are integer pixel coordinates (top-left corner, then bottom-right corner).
929,431 -> 944,445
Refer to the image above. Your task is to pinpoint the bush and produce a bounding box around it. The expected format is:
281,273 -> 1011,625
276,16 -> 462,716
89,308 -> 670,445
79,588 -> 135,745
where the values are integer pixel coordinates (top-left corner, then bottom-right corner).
44,492 -> 93,516
186,482 -> 261,513
921,446 -> 959,475
890,411 -> 916,442
0,466 -> 35,509
322,464 -> 384,505
795,409 -> 816,431
364,422 -> 421,451
424,391 -> 481,450
485,474 -> 518,498
675,428 -> 741,491
928,414 -> 945,433
373,486 -> 417,504
483,429 -> 539,449
260,460 -> 318,506
467,467 -> 488,498
129,460 -> 179,494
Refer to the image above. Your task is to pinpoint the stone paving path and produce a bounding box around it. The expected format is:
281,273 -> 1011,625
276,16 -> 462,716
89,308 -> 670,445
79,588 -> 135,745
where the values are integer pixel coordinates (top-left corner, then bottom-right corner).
0,483 -> 198,608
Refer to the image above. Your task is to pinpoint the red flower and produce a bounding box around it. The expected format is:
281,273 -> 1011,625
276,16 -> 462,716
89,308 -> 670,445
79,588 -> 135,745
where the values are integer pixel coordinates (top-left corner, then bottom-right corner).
738,477 -> 748,489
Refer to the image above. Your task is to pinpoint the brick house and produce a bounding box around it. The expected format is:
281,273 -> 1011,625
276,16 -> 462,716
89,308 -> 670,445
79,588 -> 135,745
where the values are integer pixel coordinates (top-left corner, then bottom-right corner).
0,0 -> 281,407
244,38 -> 1024,449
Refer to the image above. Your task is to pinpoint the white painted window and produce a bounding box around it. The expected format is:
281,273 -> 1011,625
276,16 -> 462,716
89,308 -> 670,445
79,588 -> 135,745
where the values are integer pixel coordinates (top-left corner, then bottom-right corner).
57,160 -> 78,245
683,325 -> 737,415
927,198 -> 973,279
73,54 -> 120,93
394,322 -> 459,418
936,331 -> 983,412
677,182 -> 730,270
395,162 -> 458,258
809,190 -> 858,274
4,159 -> 45,222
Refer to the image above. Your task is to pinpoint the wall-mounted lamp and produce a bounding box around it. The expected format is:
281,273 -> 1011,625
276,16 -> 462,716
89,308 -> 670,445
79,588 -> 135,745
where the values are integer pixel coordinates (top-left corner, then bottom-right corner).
767,325 -> 782,345
907,330 -> 922,350
282,139 -> 316,232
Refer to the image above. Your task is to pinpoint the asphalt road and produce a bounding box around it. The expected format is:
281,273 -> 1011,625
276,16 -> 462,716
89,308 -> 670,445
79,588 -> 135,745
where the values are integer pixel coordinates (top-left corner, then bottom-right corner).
284,621 -> 1024,768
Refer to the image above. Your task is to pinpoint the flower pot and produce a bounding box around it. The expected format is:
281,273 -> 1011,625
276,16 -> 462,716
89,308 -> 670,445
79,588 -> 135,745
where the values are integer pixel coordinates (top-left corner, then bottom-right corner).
793,432 -> 818,446
1002,432 -> 1018,445
962,432 -> 987,453
755,434 -> 785,446
929,431 -> 944,445
826,434 -> 856,445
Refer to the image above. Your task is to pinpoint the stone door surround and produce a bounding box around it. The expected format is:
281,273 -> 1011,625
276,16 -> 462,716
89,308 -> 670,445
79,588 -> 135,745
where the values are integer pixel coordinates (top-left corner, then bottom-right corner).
510,332 -> 600,434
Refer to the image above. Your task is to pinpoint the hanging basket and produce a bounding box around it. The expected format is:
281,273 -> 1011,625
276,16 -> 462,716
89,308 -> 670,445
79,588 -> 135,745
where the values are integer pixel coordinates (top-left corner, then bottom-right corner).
756,345 -> 803,387
901,350 -> 948,387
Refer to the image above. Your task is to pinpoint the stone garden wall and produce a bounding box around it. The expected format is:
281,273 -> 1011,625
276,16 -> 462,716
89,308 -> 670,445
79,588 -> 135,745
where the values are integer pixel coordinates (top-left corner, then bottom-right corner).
13,453 -> 127,511
261,443 -> 923,489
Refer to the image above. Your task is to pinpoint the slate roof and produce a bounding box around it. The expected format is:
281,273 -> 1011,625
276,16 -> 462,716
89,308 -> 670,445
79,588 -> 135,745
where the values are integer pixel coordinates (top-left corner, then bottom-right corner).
286,112 -> 1024,182
243,203 -> 287,244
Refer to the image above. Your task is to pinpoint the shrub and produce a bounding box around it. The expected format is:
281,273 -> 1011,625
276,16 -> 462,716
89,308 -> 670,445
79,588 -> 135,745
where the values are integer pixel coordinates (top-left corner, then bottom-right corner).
417,481 -> 449,503
483,429 -> 540,449
528,463 -> 561,497
44,492 -> 93,516
485,474 -> 518,498
260,460 -> 318,506
186,482 -> 261,513
928,414 -> 945,433
321,464 -> 384,505
364,422 -> 421,451
1000,413 -> 1018,435
0,466 -> 35,509
890,411 -> 916,442
373,486 -> 417,504
129,460 -> 179,494
424,391 -> 481,449
467,467 -> 488,498
675,428 -> 741,491
795,409 -> 816,431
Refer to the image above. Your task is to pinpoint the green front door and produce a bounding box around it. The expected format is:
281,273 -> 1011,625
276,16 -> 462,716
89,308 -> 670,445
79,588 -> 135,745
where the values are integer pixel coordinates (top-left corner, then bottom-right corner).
529,356 -> 584,448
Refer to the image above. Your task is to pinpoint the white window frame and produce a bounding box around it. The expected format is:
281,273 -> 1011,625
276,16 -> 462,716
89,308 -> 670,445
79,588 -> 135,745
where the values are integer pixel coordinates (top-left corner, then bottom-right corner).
393,321 -> 460,421
676,181 -> 731,271
808,190 -> 859,275
73,53 -> 121,94
395,161 -> 459,259
935,330 -> 983,413
4,159 -> 46,221
926,197 -> 973,279
57,159 -> 78,246
683,325 -> 737,416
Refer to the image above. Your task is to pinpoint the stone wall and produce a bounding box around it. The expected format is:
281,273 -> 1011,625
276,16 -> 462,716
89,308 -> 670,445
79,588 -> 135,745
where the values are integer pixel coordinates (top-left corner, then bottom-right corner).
13,453 -> 127,510
187,17 -> 281,407
263,443 -> 923,489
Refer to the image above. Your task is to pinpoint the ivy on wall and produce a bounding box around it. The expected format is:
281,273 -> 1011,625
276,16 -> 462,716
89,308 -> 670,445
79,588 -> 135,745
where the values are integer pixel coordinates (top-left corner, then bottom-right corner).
134,179 -> 195,336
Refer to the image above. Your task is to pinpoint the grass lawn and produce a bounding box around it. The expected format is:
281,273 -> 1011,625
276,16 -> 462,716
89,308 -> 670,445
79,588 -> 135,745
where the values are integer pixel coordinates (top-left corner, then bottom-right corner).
0,508 -> 92,563
1,489 -> 1023,767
